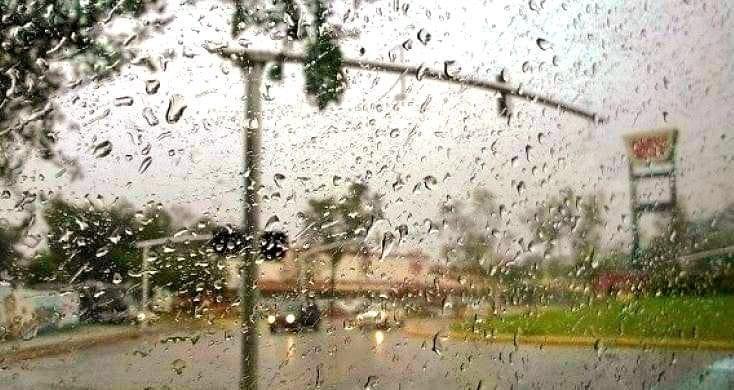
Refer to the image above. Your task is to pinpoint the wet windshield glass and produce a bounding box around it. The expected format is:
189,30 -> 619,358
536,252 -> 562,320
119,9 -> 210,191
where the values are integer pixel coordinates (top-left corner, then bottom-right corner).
1,0 -> 733,389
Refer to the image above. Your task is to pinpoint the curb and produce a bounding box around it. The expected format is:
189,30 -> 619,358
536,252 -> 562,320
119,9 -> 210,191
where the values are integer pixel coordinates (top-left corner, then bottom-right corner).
0,328 -> 147,364
451,331 -> 734,351
0,320 -> 230,364
402,325 -> 734,351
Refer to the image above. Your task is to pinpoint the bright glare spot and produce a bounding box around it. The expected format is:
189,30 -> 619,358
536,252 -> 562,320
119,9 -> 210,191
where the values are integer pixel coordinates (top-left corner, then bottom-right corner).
286,336 -> 296,359
285,314 -> 295,324
374,330 -> 385,345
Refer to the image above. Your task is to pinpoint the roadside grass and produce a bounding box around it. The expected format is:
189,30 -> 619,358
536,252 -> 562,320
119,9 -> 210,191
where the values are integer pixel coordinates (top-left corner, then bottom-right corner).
454,295 -> 734,342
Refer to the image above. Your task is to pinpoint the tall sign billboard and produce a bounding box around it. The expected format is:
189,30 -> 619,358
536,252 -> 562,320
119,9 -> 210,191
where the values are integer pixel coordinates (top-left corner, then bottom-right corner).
624,129 -> 677,166
624,129 -> 678,263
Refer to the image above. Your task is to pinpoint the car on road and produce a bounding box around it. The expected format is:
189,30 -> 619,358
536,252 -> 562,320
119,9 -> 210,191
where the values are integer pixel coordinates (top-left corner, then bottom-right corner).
332,297 -> 368,316
266,299 -> 321,333
76,282 -> 138,324
352,303 -> 403,330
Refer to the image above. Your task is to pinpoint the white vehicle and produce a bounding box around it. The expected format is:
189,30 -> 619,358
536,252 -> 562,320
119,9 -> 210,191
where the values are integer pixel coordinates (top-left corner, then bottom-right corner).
353,303 -> 403,330
334,298 -> 368,315
150,287 -> 175,313
0,286 -> 80,340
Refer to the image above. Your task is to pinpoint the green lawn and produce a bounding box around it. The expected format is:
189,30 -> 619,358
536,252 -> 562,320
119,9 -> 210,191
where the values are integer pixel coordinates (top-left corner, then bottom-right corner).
457,295 -> 734,341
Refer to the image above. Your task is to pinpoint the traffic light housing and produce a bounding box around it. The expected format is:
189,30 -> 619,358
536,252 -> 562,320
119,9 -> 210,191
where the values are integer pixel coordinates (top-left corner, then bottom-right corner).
209,226 -> 288,261
260,230 -> 289,261
210,225 -> 247,256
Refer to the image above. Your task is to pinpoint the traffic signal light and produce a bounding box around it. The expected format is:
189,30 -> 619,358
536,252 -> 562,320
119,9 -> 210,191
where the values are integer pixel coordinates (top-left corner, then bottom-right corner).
260,230 -> 289,261
210,225 -> 247,256
209,226 -> 288,261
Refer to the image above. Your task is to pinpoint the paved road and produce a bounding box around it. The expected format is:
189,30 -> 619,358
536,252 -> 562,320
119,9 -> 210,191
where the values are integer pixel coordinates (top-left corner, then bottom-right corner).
0,320 -> 729,389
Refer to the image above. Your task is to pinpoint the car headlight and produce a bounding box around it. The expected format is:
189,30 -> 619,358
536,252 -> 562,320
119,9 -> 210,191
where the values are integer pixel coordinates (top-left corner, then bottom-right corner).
267,315 -> 276,324
285,314 -> 296,324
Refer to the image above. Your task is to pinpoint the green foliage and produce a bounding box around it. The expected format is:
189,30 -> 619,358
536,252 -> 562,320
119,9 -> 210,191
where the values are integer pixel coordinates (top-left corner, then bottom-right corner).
25,250 -> 64,285
149,245 -> 226,301
459,295 -> 734,342
0,225 -> 21,279
440,188 -> 502,274
530,188 -> 605,266
687,203 -> 734,251
148,218 -> 226,301
684,204 -> 734,293
232,0 -> 301,38
40,197 -> 136,283
301,182 -> 381,284
230,1 -> 248,36
301,182 -> 381,300
496,260 -> 543,305
543,258 -> 571,278
303,182 -> 381,256
304,32 -> 344,109
231,0 -> 344,109
687,253 -> 734,293
0,0 -> 155,180
632,202 -> 734,296
304,1 -> 344,109
637,204 -> 693,294
136,204 -> 174,241
27,197 -> 174,285
642,254 -> 734,296
590,252 -> 629,274
268,62 -> 283,81
690,229 -> 734,252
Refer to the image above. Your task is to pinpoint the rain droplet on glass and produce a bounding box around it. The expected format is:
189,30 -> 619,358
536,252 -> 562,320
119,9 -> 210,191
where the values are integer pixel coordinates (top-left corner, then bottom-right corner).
114,96 -> 134,106
145,79 -> 161,94
139,156 -> 153,174
93,141 -> 112,158
417,29 -> 431,45
165,94 -> 187,124
143,107 -> 159,126
536,38 -> 551,50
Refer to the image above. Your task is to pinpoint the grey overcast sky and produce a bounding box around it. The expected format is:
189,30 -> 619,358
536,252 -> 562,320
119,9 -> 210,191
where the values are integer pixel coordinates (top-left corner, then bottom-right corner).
3,0 -> 733,257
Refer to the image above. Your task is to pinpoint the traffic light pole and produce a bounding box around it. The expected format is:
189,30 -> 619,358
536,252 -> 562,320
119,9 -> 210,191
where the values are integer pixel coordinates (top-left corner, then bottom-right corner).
140,246 -> 149,327
239,59 -> 264,390
205,44 -> 603,390
207,45 -> 601,122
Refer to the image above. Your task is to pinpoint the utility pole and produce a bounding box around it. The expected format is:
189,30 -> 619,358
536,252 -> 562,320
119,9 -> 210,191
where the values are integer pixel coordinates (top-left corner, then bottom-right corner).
239,59 -> 264,390
140,246 -> 149,327
209,49 -> 265,390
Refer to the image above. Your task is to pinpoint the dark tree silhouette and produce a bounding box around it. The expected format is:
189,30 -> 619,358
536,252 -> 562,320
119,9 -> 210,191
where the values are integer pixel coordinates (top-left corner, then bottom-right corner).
0,0 -> 159,185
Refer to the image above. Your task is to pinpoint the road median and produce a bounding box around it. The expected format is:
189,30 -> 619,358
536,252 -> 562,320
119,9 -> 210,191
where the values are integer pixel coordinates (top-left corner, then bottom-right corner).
0,325 -> 146,364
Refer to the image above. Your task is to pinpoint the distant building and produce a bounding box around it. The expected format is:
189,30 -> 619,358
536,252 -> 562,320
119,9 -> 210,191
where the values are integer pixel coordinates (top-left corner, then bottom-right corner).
225,247 -> 464,297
